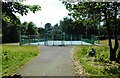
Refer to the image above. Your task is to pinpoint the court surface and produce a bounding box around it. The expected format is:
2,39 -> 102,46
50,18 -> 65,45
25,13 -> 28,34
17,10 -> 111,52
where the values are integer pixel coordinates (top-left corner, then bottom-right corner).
25,41 -> 92,46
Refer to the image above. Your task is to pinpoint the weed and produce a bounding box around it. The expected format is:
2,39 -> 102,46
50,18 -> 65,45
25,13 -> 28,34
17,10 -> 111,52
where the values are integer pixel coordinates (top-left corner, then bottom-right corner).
74,45 -> 120,76
2,45 -> 39,76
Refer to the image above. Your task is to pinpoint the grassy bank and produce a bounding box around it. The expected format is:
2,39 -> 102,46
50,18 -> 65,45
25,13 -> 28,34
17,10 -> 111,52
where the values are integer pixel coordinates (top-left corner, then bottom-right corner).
2,45 -> 39,76
74,45 -> 120,77
0,45 -> 2,77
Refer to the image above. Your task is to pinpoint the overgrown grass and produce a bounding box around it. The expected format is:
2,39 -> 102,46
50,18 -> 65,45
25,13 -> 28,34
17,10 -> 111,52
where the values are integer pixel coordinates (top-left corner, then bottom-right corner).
74,45 -> 120,77
2,45 -> 39,76
0,45 -> 2,77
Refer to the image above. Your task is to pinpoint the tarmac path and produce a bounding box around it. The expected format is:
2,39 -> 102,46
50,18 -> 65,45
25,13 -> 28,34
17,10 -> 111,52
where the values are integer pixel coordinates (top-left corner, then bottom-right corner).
15,46 -> 74,76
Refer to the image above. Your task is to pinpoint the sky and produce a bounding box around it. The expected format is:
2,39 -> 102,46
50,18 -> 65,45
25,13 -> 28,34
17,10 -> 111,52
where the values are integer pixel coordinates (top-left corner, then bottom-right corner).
16,0 -> 69,28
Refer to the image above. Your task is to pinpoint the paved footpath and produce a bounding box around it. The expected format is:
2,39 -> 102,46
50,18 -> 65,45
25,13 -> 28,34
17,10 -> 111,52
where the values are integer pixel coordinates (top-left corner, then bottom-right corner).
15,46 -> 74,76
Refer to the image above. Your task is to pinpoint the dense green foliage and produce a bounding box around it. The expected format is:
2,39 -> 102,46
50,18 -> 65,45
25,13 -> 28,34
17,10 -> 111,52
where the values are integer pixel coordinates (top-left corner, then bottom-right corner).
44,23 -> 53,33
2,1 -> 41,43
62,1 -> 120,62
21,21 -> 38,35
2,45 -> 39,76
74,46 -> 120,76
59,17 -> 98,35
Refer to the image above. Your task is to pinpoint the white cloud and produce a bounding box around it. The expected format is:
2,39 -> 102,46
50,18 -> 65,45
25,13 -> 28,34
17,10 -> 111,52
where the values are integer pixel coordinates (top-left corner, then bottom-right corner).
17,0 -> 69,28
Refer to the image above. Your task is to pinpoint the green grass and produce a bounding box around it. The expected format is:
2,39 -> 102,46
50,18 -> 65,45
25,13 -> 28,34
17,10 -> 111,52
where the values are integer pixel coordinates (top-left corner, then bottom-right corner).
0,45 -> 2,77
2,45 -> 39,76
74,45 -> 120,77
99,39 -> 120,47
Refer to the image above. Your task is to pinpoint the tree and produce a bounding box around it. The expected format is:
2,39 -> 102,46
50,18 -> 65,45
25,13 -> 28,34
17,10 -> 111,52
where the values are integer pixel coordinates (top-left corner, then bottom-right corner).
2,1 -> 41,43
2,1 -> 41,23
44,23 -> 53,33
99,2 -> 119,62
62,1 -> 120,63
27,22 -> 37,35
72,21 -> 85,35
60,17 -> 87,35
21,21 -> 39,35
53,23 -> 59,30
2,19 -> 20,43
52,23 -> 62,35
38,27 -> 44,35
21,21 -> 29,35
117,18 -> 120,37
59,17 -> 73,34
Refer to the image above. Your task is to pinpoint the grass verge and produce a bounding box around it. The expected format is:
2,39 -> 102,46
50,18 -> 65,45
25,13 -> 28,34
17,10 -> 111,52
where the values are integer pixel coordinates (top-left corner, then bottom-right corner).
0,45 -> 2,77
74,45 -> 120,77
2,45 -> 39,76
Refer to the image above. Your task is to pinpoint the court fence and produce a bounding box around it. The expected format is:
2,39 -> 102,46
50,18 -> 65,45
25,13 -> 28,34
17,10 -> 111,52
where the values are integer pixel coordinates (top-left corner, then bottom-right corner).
19,34 -> 97,45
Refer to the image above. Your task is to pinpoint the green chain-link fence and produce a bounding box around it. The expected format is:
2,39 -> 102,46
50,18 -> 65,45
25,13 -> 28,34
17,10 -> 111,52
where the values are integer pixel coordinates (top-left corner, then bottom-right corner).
20,34 -> 96,45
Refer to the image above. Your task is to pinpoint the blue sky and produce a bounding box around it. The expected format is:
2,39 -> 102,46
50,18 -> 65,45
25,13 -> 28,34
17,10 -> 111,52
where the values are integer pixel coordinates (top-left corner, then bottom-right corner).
17,0 -> 69,28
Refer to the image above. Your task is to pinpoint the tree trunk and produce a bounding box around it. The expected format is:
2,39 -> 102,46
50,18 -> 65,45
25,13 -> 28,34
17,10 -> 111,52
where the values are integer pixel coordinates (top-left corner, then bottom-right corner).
104,8 -> 116,61
110,49 -> 116,61
116,51 -> 120,63
112,6 -> 119,62
114,6 -> 119,62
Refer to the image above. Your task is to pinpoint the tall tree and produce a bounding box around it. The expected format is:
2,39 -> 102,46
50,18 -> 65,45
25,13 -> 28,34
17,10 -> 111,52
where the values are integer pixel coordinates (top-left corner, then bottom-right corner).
27,22 -> 37,35
21,21 -> 29,35
62,1 -> 120,63
38,27 -> 44,35
2,1 -> 41,43
59,17 -> 73,34
44,23 -> 52,33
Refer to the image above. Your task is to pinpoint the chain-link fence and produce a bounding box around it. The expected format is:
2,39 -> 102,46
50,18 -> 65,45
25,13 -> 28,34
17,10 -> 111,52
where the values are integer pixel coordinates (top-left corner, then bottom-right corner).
20,34 -> 96,45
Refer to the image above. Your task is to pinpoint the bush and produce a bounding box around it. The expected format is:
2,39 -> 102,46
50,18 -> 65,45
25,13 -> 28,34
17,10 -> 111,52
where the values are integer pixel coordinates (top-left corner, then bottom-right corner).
74,46 -> 120,76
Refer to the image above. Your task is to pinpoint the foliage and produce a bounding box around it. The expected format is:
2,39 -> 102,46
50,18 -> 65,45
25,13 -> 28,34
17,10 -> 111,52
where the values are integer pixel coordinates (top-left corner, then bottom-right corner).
59,17 -> 98,35
52,24 -> 62,36
21,21 -> 40,35
2,45 -> 39,76
2,2 -> 41,22
74,45 -> 120,76
26,22 -> 38,35
21,21 -> 28,35
62,1 -> 120,62
38,27 -> 45,35
2,1 -> 41,43
44,23 -> 53,33
59,17 -> 73,34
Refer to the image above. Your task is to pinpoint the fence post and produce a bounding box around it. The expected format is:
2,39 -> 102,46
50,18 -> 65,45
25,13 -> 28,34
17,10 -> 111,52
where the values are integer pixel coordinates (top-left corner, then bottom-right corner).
91,35 -> 95,45
28,35 -> 30,45
81,35 -> 82,45
64,34 -> 65,45
53,35 -> 54,46
47,35 -> 48,45
38,35 -> 39,45
19,34 -> 22,46
44,35 -> 45,45
71,35 -> 72,45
